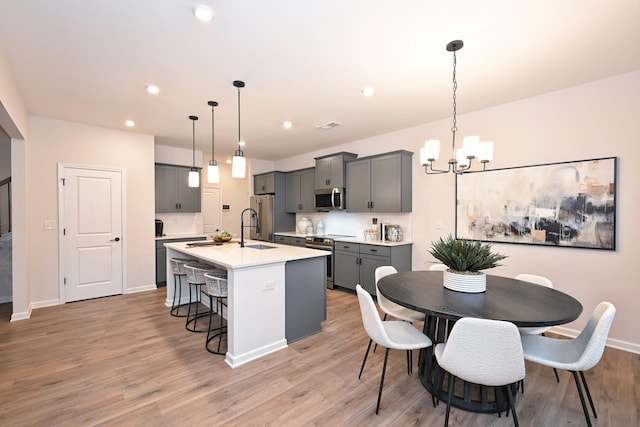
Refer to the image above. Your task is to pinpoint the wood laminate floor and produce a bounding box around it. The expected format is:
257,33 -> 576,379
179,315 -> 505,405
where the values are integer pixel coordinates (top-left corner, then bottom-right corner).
0,288 -> 638,426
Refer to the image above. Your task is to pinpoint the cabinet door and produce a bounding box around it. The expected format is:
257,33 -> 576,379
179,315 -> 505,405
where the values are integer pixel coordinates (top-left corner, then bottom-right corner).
156,245 -> 167,285
299,168 -> 316,212
360,254 -> 389,295
254,173 -> 275,194
315,157 -> 332,189
371,154 -> 402,212
346,158 -> 372,212
176,167 -> 201,212
275,235 -> 291,245
333,250 -> 359,290
285,171 -> 301,212
155,165 -> 179,213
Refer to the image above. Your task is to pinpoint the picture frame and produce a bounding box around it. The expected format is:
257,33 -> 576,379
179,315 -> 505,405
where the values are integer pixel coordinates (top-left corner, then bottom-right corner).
455,157 -> 617,250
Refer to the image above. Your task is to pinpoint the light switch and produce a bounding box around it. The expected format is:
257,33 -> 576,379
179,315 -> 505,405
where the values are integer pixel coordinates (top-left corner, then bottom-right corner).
44,220 -> 57,230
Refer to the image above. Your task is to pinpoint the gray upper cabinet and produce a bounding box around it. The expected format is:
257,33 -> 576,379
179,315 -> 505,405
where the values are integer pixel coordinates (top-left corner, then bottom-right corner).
346,150 -> 413,212
155,164 -> 201,213
285,168 -> 315,213
314,152 -> 357,190
254,172 -> 277,194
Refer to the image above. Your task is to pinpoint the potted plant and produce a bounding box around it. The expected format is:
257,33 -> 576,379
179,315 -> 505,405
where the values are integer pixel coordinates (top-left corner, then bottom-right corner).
429,234 -> 507,293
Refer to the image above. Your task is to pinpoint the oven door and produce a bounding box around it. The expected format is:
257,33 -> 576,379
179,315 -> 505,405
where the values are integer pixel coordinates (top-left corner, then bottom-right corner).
305,243 -> 333,289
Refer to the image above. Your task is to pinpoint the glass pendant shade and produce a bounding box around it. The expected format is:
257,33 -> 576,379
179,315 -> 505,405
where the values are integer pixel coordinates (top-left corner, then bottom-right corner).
478,141 -> 494,162
188,168 -> 200,187
208,162 -> 220,183
232,153 -> 246,178
463,136 -> 480,158
420,139 -> 441,165
456,148 -> 470,168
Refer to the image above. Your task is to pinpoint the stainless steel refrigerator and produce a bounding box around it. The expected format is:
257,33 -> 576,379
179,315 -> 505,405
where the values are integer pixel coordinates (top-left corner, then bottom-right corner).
249,195 -> 275,242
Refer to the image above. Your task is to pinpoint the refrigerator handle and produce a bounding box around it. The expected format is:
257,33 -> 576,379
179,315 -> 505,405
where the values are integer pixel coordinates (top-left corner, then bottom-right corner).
255,199 -> 261,235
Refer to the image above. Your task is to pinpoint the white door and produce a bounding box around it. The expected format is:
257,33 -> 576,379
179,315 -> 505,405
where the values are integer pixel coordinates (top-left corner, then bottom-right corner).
60,166 -> 123,302
202,188 -> 221,234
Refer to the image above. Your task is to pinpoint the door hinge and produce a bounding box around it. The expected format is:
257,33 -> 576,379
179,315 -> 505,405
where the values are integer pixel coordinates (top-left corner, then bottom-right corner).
63,228 -> 66,235
60,178 -> 66,186
64,277 -> 66,285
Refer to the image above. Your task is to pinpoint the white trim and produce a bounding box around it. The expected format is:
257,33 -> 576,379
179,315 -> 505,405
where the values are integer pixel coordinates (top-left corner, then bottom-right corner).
224,339 -> 288,368
126,284 -> 157,294
31,298 -> 60,309
10,305 -> 31,322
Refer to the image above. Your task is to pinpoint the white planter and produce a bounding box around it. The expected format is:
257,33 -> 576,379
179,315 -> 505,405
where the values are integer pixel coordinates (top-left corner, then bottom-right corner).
443,270 -> 486,293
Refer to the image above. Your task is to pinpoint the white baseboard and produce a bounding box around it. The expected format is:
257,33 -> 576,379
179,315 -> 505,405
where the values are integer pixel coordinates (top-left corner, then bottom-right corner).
551,325 -> 640,355
32,299 -> 60,309
10,304 -> 32,321
126,284 -> 157,294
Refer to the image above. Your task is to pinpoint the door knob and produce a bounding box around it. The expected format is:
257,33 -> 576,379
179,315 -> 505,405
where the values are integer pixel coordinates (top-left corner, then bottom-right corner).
111,237 -> 120,242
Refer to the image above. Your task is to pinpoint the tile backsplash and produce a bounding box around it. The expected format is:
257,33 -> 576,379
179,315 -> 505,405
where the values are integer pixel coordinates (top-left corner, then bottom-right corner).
295,211 -> 412,240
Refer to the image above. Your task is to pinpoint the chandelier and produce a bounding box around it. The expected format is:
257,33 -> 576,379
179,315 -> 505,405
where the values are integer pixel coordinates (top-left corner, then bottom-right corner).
420,40 -> 494,174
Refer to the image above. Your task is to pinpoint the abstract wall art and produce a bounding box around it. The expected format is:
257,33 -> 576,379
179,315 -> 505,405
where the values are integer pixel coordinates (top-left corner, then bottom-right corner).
456,157 -> 617,250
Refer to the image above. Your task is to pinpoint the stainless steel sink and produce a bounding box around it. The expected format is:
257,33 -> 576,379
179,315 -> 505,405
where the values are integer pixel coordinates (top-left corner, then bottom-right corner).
244,244 -> 276,250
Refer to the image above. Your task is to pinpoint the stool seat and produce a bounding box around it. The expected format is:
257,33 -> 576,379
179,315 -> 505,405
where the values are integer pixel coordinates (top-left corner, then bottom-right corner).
169,258 -> 192,317
184,262 -> 217,333
204,271 -> 228,355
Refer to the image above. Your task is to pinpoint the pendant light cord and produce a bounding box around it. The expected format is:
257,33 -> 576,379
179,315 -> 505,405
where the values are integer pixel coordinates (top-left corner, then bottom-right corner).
451,48 -> 458,156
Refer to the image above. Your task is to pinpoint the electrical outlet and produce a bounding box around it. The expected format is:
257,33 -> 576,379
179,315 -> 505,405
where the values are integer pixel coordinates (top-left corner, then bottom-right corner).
263,280 -> 274,291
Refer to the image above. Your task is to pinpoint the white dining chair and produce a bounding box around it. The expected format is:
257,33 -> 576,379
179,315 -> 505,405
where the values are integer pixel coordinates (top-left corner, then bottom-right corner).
435,317 -> 525,427
429,263 -> 448,271
515,274 -> 554,335
375,266 -> 424,323
355,284 -> 432,414
520,301 -> 616,427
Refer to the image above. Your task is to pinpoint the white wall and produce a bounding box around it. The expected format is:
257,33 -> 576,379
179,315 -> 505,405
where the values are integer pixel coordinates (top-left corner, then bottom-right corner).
276,71 -> 640,353
28,116 -> 156,303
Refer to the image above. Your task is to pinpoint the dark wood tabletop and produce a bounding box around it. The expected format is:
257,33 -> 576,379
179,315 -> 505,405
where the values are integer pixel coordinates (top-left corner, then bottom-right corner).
377,271 -> 583,328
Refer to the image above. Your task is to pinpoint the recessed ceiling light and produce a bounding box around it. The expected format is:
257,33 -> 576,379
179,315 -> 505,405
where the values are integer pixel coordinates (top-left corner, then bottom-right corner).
362,87 -> 375,97
283,121 -> 292,129
124,120 -> 135,127
146,84 -> 160,95
193,5 -> 215,22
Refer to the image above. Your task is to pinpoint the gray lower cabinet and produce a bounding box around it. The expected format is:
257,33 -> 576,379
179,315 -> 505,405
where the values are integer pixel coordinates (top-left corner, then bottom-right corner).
334,242 -> 412,295
155,237 -> 206,286
275,234 -> 306,247
285,168 -> 315,213
155,164 -> 201,213
285,257 -> 327,342
346,150 -> 412,212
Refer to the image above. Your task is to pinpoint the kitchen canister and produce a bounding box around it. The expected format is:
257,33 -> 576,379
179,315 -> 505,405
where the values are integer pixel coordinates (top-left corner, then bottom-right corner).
386,225 -> 403,242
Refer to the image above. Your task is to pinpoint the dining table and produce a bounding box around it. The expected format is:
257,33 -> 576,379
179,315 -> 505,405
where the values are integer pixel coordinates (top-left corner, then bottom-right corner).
377,270 -> 583,414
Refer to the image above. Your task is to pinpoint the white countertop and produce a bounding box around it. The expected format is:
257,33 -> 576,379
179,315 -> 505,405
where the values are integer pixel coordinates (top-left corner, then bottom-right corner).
156,233 -> 208,241
164,239 -> 328,269
274,231 -> 306,238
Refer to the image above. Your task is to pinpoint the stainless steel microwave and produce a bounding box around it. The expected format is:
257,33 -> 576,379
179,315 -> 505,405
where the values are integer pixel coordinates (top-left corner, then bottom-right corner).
314,188 -> 345,211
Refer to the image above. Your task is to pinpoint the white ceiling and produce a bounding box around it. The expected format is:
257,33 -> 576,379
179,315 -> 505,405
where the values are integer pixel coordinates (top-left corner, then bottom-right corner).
1,1 -> 639,162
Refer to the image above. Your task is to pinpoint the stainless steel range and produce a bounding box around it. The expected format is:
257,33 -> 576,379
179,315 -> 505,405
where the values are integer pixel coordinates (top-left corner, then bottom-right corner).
305,234 -> 354,289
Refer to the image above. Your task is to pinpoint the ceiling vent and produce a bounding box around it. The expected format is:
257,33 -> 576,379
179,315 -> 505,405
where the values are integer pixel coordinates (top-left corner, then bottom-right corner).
317,121 -> 341,130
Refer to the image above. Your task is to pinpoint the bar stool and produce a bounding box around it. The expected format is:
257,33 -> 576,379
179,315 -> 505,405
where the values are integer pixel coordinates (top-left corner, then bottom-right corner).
204,271 -> 228,355
169,258 -> 192,317
183,262 -> 216,333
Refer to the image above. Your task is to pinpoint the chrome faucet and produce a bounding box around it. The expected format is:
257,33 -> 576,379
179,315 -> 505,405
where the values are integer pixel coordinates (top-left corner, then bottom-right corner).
239,208 -> 258,248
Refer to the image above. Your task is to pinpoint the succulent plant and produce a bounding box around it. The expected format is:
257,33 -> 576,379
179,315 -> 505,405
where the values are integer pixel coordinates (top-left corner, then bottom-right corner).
429,234 -> 507,273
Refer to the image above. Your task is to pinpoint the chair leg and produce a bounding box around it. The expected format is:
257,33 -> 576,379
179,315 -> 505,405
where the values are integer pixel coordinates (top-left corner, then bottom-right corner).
444,374 -> 455,427
571,371 -> 594,427
579,371 -> 597,419
553,368 -> 560,382
504,384 -> 519,427
406,350 -> 413,375
375,348 -> 390,414
358,339 -> 373,379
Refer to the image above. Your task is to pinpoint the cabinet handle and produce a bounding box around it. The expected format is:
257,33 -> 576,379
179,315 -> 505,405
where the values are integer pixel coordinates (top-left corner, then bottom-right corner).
371,249 -> 377,252
326,179 -> 330,186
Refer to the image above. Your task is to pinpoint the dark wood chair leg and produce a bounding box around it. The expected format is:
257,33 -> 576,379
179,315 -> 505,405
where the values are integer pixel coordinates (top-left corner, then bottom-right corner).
444,374 -> 455,427
505,384 -> 519,427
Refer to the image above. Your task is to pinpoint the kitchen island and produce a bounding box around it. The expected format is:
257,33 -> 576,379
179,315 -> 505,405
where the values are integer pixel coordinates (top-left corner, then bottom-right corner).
164,239 -> 328,368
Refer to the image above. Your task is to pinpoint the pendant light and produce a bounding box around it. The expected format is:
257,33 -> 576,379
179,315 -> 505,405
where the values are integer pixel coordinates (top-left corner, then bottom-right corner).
231,80 -> 246,179
188,115 -> 200,187
420,40 -> 494,175
207,100 -> 219,183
